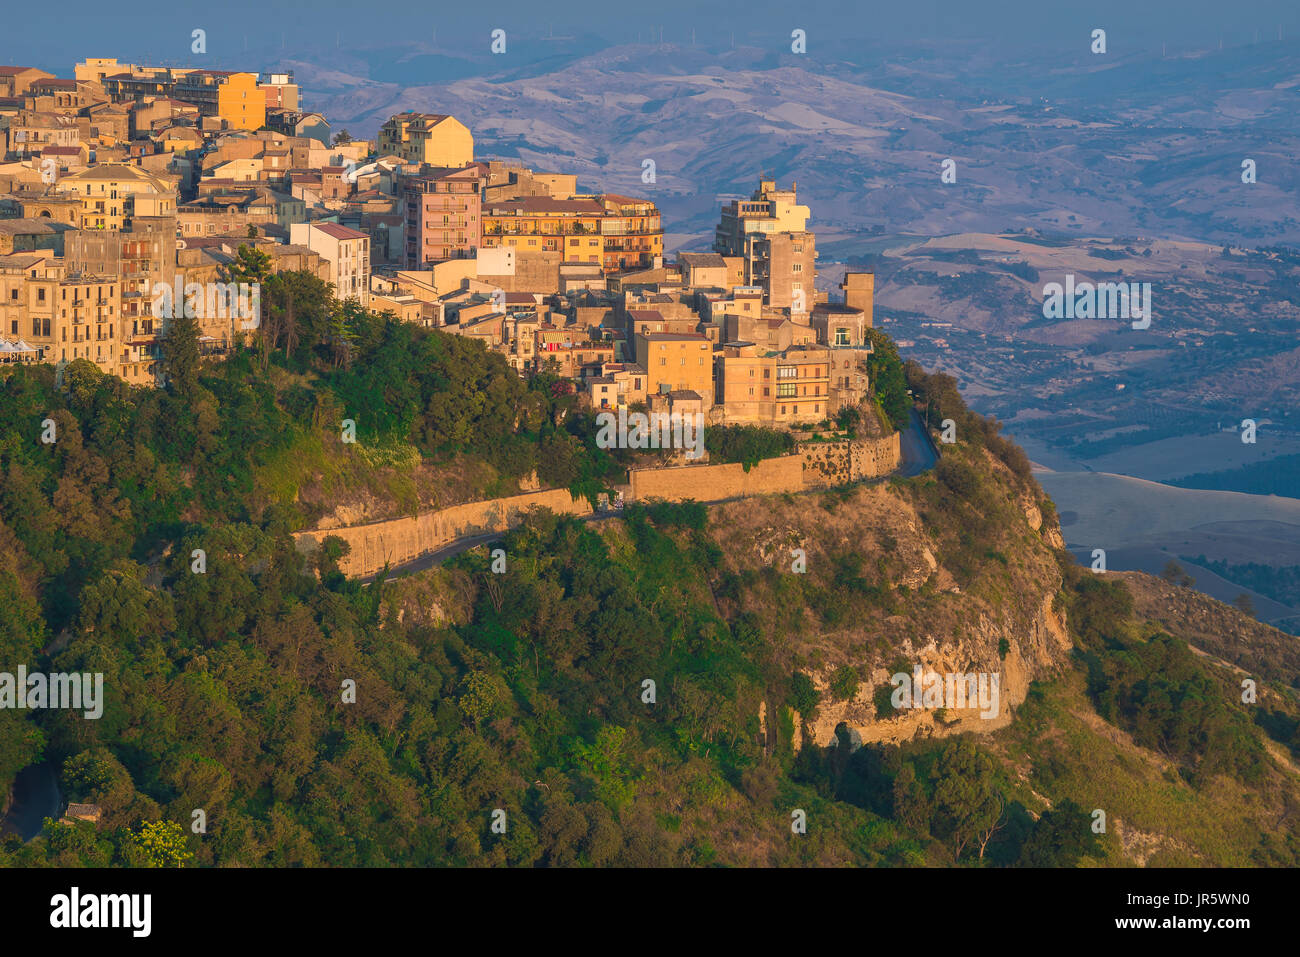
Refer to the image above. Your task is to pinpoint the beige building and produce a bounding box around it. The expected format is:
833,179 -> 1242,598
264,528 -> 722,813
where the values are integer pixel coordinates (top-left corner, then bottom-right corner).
6,111 -> 80,158
177,189 -> 276,237
635,331 -> 714,409
714,179 -> 816,311
370,291 -> 424,324
377,112 -> 473,167
840,272 -> 875,328
678,251 -> 744,290
0,67 -> 55,98
0,252 -> 122,375
714,343 -> 834,427
289,221 -> 370,305
65,216 -> 177,385
586,362 -> 648,410
53,163 -> 176,230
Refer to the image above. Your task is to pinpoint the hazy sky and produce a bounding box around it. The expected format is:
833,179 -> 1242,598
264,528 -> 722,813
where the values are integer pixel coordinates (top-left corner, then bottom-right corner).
6,0 -> 1300,73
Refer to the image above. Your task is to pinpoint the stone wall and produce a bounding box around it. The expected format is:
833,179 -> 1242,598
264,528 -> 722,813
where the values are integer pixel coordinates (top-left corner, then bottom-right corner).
800,432 -> 901,487
293,487 -> 592,578
627,432 -> 901,503
300,432 -> 902,578
627,454 -> 806,502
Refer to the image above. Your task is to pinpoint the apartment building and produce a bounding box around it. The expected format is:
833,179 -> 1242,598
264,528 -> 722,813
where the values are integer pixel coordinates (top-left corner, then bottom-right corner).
534,331 -> 616,379
289,221 -> 370,305
100,67 -> 264,131
634,331 -> 714,409
170,71 -> 265,130
715,343 -> 834,426
599,195 -> 663,273
6,111 -> 80,158
714,179 -> 816,310
678,251 -> 745,290
480,194 -> 664,276
482,162 -> 577,203
401,164 -> 482,267
839,271 -> 875,328
586,362 -> 648,410
53,163 -> 176,230
177,189 -> 276,237
65,216 -> 176,385
377,113 -> 473,167
0,252 -> 122,374
0,67 -> 55,98
259,72 -> 299,111
482,197 -> 605,264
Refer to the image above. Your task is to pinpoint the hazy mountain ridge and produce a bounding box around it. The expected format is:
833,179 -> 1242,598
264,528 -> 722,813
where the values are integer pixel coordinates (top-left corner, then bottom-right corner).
294,40 -> 1300,245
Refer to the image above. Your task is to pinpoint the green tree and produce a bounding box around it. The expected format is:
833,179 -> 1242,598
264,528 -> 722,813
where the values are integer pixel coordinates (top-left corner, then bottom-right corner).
126,820 -> 194,868
223,244 -> 272,288
866,329 -> 910,430
1017,799 -> 1103,867
790,671 -> 820,717
160,307 -> 201,399
931,739 -> 1004,861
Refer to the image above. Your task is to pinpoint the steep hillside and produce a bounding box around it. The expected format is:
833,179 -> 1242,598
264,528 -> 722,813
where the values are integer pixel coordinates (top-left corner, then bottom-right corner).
3,316 -> 1298,868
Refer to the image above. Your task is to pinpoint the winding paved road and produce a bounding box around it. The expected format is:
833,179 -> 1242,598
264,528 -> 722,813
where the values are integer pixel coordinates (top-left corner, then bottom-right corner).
364,410 -> 939,582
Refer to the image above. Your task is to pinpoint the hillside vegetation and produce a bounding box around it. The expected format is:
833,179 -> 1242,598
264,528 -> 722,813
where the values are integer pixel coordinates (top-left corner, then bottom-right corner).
1,282 -> 1296,867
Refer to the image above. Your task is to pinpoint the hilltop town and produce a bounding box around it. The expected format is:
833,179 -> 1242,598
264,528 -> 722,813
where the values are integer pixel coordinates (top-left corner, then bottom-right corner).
0,60 -> 877,431
4,45 -> 1300,884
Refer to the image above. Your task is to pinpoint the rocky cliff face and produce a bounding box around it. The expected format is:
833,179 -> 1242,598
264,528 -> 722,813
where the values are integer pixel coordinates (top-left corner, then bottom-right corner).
707,450 -> 1071,752
800,588 -> 1070,748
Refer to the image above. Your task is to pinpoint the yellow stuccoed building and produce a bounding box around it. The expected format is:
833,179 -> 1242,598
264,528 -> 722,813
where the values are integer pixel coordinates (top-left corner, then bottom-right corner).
377,112 -> 474,167
53,165 -> 176,230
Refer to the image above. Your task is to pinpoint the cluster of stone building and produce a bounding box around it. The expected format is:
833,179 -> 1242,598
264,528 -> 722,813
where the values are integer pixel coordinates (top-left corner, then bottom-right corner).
0,57 -> 875,428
